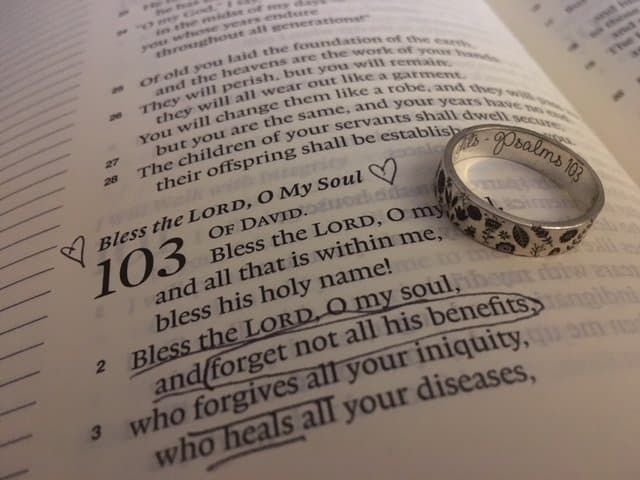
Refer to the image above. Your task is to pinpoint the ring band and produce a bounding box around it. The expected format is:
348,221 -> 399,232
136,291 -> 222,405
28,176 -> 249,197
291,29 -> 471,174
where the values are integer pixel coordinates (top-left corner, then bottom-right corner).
434,124 -> 605,256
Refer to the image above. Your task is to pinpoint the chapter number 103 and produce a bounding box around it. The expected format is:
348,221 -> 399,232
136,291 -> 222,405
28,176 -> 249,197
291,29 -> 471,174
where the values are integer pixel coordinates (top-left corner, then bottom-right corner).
95,237 -> 186,298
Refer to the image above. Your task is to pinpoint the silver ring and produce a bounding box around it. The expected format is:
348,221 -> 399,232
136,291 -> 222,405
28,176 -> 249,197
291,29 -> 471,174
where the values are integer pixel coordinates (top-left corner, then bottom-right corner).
435,124 -> 605,256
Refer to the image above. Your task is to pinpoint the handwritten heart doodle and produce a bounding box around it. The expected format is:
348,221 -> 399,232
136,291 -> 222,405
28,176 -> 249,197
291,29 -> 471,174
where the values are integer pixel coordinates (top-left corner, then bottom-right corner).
368,157 -> 398,185
60,235 -> 86,268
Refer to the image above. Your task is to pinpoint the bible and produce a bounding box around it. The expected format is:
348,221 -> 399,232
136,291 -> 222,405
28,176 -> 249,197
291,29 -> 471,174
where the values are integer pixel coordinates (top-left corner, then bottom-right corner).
1,0 -> 639,478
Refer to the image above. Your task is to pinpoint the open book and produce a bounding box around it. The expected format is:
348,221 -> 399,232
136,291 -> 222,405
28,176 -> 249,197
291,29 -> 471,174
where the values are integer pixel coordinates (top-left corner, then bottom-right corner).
2,0 -> 640,478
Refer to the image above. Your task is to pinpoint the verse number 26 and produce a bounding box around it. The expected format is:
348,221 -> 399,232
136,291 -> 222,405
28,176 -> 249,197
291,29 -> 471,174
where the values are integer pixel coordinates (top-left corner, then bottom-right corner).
95,237 -> 186,299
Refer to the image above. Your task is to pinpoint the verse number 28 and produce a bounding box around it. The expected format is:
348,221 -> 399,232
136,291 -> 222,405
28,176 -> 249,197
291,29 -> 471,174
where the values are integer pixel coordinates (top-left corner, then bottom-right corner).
95,237 -> 186,299
104,175 -> 118,187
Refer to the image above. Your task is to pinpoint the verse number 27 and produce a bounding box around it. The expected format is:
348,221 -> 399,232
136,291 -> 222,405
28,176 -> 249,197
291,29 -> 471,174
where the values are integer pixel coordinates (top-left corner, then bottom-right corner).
105,158 -> 119,168
95,237 -> 186,298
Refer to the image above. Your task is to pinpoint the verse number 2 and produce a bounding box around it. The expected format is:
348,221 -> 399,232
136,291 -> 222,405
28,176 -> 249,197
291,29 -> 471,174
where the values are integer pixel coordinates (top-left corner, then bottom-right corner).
95,237 -> 186,298
96,360 -> 106,374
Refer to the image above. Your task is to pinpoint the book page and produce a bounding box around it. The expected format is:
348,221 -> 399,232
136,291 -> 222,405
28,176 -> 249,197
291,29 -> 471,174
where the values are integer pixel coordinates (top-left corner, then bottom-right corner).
488,0 -> 640,183
2,0 -> 640,479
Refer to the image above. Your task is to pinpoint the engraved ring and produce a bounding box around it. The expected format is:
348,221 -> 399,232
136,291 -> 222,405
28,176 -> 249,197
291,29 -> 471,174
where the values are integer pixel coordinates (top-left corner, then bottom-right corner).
434,124 -> 605,256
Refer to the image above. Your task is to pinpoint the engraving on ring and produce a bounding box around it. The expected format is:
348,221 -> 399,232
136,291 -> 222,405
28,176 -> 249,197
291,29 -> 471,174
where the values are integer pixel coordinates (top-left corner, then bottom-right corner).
491,130 -> 583,182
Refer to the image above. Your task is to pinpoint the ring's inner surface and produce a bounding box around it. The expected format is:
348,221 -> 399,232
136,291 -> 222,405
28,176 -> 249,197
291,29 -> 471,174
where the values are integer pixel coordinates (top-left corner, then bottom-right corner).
450,127 -> 601,222
454,157 -> 579,221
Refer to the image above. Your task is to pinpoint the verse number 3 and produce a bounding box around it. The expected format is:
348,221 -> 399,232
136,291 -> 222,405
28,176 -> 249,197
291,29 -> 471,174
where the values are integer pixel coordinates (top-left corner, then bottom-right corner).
91,425 -> 102,440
